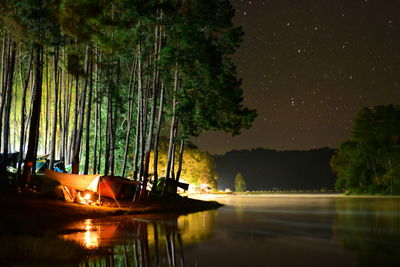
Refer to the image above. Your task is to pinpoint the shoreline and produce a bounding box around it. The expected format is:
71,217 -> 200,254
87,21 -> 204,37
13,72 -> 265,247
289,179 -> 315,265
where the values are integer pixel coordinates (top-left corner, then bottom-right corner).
185,192 -> 400,202
0,191 -> 223,235
0,191 -> 223,264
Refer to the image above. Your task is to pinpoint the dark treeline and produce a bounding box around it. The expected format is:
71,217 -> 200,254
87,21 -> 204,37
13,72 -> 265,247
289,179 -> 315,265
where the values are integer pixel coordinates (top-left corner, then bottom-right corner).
0,0 -> 256,199
331,105 -> 400,194
214,147 -> 336,191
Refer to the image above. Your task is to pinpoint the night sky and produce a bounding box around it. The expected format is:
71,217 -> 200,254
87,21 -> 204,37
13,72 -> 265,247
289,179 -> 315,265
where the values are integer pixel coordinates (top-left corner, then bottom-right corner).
194,0 -> 400,154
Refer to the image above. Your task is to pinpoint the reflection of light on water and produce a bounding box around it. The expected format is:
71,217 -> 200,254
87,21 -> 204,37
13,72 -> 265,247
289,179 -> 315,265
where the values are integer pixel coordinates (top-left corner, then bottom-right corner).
178,211 -> 216,244
83,219 -> 99,249
61,219 -> 99,249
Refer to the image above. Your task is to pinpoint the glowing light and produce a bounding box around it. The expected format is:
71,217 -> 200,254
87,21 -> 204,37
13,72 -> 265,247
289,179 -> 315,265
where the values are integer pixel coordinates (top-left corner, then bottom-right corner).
83,219 -> 98,249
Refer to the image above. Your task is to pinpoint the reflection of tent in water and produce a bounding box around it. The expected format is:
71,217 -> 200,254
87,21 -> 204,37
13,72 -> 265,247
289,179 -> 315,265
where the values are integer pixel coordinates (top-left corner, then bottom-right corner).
43,170 -> 138,202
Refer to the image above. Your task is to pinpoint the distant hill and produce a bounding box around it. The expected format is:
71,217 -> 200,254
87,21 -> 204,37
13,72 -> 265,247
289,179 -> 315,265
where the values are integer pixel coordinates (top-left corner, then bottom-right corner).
213,147 -> 336,191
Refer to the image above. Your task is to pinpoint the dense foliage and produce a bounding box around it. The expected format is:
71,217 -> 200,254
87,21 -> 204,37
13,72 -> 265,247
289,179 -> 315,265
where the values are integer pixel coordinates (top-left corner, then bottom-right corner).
0,0 -> 256,198
234,172 -> 246,192
148,140 -> 218,189
331,105 -> 400,194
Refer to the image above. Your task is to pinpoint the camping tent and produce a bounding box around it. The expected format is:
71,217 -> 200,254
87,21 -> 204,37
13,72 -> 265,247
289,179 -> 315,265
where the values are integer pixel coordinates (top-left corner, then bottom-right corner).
44,170 -> 100,191
43,170 -> 138,201
98,176 -> 138,199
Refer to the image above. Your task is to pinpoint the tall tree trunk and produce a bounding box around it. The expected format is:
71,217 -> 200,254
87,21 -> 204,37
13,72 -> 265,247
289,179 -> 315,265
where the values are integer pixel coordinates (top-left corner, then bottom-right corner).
170,121 -> 179,180
0,34 -> 10,154
104,90 -> 111,175
3,41 -> 16,149
133,41 -> 143,203
176,139 -> 185,182
70,77 -> 79,163
44,54 -> 49,154
16,46 -> 33,183
92,49 -> 100,173
63,73 -> 72,165
83,51 -> 93,174
71,47 -> 90,174
110,97 -> 116,176
1,40 -> 16,180
2,40 -> 16,176
23,43 -> 43,185
104,64 -> 113,176
61,49 -> 71,165
138,62 -> 149,182
110,60 -> 120,176
141,54 -> 160,199
121,57 -> 136,178
96,66 -> 102,174
163,66 -> 179,193
57,68 -> 63,161
133,43 -> 143,181
24,72 -> 35,153
49,47 -> 59,170
152,84 -> 164,192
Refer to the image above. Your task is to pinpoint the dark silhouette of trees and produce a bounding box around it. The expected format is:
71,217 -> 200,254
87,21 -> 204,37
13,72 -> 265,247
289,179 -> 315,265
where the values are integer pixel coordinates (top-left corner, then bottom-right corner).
331,105 -> 400,194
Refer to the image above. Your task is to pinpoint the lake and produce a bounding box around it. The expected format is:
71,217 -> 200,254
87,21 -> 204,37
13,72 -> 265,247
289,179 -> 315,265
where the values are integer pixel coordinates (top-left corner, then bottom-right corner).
60,194 -> 400,266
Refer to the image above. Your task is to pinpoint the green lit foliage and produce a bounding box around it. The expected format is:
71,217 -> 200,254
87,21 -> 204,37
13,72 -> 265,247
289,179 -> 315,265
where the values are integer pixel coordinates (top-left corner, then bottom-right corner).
147,139 -> 218,189
234,172 -> 246,192
331,105 -> 400,194
0,0 -> 255,190
161,0 -> 257,138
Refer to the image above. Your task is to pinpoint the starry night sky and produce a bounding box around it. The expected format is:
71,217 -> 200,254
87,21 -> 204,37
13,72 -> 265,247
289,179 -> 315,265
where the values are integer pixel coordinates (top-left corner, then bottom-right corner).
194,0 -> 400,154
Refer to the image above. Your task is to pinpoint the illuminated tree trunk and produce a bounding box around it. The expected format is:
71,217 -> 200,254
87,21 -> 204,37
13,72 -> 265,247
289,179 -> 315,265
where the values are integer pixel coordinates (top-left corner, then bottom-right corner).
2,40 -> 16,157
23,43 -> 43,185
176,139 -> 185,182
72,46 -> 89,174
121,57 -> 136,178
70,77 -> 79,164
164,66 -> 179,193
93,50 -> 101,174
110,60 -> 120,176
44,54 -> 49,154
133,42 -> 143,182
83,51 -> 93,174
152,84 -> 164,192
0,34 -> 10,154
62,49 -> 72,165
16,46 -> 33,183
49,47 -> 59,170
103,72 -> 112,176
170,121 -> 178,180
138,66 -> 149,182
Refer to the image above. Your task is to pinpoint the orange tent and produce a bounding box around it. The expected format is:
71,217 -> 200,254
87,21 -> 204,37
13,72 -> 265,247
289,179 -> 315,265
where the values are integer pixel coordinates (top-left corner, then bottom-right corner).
98,176 -> 138,199
44,170 -> 138,200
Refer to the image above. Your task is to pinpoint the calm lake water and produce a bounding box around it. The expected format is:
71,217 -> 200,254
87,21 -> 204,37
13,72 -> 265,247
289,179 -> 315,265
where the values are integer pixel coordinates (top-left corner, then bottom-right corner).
60,194 -> 400,267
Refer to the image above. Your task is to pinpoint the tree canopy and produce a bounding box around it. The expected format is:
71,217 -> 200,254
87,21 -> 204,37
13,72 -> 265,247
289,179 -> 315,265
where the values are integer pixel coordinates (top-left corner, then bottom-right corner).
234,172 -> 246,192
331,105 -> 400,194
148,140 -> 218,189
0,0 -> 256,198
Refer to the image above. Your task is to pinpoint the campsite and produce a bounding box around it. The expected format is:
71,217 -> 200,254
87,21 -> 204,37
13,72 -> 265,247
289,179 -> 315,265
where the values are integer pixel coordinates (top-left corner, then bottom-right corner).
0,152 -> 221,265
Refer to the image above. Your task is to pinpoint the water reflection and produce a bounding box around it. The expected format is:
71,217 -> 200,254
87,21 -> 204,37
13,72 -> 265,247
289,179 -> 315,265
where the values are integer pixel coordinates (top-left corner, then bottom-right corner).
61,211 -> 217,266
58,196 -> 400,267
83,219 -> 99,249
333,198 -> 400,267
